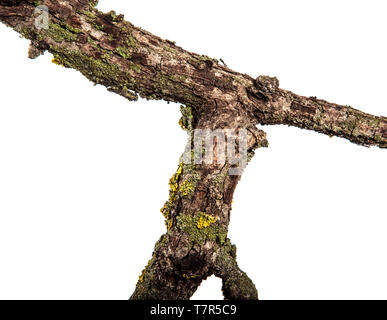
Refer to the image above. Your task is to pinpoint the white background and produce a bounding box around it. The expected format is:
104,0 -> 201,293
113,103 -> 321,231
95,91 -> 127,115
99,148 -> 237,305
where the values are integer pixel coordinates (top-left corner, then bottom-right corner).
0,0 -> 386,299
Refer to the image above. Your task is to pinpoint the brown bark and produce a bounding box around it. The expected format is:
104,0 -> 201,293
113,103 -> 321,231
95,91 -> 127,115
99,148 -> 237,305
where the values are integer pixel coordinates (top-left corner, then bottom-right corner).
0,0 -> 386,300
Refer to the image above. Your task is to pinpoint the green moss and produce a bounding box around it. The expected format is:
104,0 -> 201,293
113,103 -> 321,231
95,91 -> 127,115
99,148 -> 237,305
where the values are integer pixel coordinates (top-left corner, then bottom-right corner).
51,47 -> 117,78
36,32 -> 44,42
197,54 -> 218,64
127,35 -> 138,49
64,24 -> 82,34
163,46 -> 179,55
176,213 -> 227,245
94,23 -> 104,31
47,23 -> 78,42
89,0 -> 99,7
101,52 -> 112,62
116,46 -> 132,59
211,168 -> 229,191
20,27 -> 31,40
130,63 -> 141,73
179,105 -> 194,132
108,10 -> 117,21
154,73 -> 191,99
82,10 -> 97,20
154,234 -> 169,251
216,239 -> 237,263
115,37 -> 138,60
49,46 -> 138,101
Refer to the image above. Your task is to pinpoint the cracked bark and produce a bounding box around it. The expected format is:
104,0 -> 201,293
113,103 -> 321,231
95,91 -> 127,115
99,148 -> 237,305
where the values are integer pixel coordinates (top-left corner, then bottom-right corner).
0,0 -> 386,300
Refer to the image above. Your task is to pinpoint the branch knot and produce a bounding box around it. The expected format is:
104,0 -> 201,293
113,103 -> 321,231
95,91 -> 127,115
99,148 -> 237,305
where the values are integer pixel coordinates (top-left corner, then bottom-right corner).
255,75 -> 279,93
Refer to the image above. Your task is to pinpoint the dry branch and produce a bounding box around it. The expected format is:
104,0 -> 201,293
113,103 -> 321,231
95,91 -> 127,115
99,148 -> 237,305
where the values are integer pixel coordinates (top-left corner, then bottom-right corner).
1,0 -> 385,300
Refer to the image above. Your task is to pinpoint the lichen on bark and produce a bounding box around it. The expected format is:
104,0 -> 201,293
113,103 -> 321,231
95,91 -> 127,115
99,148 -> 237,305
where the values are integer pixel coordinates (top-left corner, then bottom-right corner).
0,0 -> 386,300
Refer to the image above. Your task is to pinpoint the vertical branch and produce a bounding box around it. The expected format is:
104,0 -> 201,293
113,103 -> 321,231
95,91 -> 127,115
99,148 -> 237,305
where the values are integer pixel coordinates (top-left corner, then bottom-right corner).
130,109 -> 268,299
213,240 -> 258,300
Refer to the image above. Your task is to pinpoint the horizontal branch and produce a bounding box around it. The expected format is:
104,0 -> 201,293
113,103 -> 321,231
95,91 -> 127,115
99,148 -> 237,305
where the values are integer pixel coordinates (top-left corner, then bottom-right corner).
249,76 -> 386,148
0,0 -> 386,148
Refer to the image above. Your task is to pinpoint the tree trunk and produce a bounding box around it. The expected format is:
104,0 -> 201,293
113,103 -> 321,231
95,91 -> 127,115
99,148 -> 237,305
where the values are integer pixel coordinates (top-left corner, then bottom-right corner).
0,0 -> 386,299
131,108 -> 267,299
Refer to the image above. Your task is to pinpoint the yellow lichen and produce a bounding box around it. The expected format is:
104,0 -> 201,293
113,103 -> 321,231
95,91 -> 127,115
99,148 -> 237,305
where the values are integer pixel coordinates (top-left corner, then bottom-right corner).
182,273 -> 199,280
169,163 -> 183,194
139,259 -> 152,283
177,213 -> 227,245
51,57 -> 65,67
178,117 -> 187,130
167,217 -> 174,231
197,212 -> 217,229
160,163 -> 183,230
179,179 -> 194,196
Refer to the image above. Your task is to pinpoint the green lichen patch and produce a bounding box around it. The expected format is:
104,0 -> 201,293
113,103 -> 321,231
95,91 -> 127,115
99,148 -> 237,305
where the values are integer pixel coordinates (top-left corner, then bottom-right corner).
94,23 -> 104,31
48,47 -> 138,101
82,9 -> 97,20
176,213 -> 227,245
116,46 -> 132,59
127,35 -> 138,49
130,63 -> 141,73
163,46 -> 179,55
108,10 -> 117,21
152,72 -> 200,106
47,23 -> 78,42
215,241 -> 258,300
197,54 -> 218,64
89,0 -> 99,8
211,166 -> 229,191
115,37 -> 138,62
179,105 -> 194,132
64,24 -> 82,34
178,171 -> 199,198
154,234 -> 169,251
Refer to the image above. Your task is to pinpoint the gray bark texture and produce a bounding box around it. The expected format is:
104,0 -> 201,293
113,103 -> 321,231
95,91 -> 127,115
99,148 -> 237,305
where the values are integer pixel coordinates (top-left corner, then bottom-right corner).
0,0 -> 385,300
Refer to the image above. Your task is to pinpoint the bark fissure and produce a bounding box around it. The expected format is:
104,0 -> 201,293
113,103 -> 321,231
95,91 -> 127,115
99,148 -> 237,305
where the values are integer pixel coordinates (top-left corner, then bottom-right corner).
0,0 -> 386,300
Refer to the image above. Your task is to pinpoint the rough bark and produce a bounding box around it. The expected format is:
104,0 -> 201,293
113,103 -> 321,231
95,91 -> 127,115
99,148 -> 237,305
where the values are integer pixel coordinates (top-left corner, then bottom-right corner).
0,0 -> 386,300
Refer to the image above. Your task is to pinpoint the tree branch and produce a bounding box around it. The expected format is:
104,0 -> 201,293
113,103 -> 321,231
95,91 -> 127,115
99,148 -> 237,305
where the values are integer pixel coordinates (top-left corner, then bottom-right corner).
1,0 -> 386,300
1,0 -> 385,148
249,76 -> 386,148
213,240 -> 258,300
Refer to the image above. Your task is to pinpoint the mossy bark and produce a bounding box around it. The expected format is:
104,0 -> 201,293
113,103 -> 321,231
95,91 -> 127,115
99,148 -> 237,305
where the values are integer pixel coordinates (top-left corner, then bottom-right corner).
131,109 -> 267,300
1,0 -> 386,300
